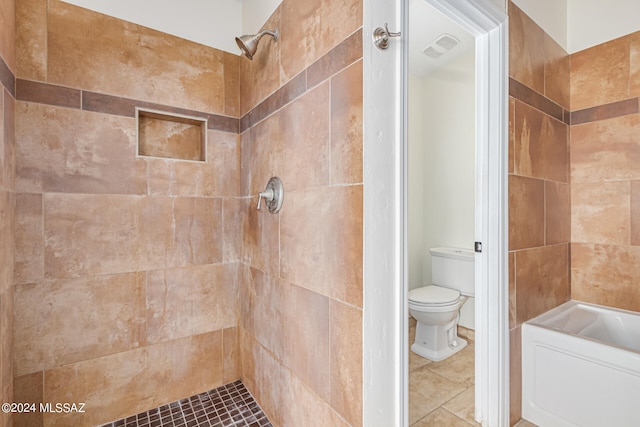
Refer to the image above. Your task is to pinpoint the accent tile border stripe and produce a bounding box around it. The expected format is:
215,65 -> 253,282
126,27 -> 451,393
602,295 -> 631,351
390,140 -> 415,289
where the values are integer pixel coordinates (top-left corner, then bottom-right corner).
509,77 -> 566,123
571,98 -> 639,125
14,28 -> 364,136
510,77 -> 640,126
16,79 -> 239,134
17,79 -> 80,109
0,55 -> 15,98
240,28 -> 363,133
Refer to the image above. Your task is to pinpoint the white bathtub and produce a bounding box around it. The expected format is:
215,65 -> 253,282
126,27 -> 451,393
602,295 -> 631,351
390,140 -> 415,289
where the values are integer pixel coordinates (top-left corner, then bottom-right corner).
522,300 -> 640,427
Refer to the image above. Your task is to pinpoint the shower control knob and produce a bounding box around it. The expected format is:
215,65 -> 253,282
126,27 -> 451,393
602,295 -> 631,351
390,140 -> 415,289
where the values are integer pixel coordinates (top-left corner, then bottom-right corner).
256,177 -> 284,214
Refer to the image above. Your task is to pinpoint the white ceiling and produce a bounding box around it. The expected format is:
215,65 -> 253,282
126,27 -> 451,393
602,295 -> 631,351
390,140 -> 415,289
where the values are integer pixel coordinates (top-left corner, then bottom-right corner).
408,0 -> 474,78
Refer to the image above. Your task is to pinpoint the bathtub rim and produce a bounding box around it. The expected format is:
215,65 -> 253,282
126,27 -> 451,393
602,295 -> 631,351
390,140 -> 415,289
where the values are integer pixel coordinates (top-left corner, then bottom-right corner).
523,299 -> 640,354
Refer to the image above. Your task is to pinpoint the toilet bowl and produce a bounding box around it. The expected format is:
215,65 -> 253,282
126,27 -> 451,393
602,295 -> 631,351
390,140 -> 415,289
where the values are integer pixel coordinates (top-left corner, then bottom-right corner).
409,285 -> 467,361
409,247 -> 475,361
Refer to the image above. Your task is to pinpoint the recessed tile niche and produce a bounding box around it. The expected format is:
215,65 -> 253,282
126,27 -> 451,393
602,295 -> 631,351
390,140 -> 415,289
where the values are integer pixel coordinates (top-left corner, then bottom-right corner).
137,108 -> 207,161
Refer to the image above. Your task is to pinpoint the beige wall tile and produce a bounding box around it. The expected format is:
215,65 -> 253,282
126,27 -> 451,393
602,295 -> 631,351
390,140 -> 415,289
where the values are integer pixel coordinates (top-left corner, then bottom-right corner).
546,181 -> 570,245
239,327 -> 256,399
139,196 -> 222,271
513,100 -> 567,183
509,251 -> 516,329
509,326 -> 522,425
224,52 -> 240,117
331,60 -> 363,185
515,244 -> 570,324
146,157 -> 213,198
280,185 -> 363,307
47,1 -> 225,114
0,0 -> 15,72
223,326 -> 240,384
44,193 -> 140,279
280,0 -> 362,82
14,372 -> 43,427
207,130 -> 241,197
43,331 -> 224,426
571,35 -> 630,111
146,130 -> 238,198
3,89 -> 14,189
30,193 -> 223,300
239,131 -> 251,196
0,286 -> 13,405
632,181 -> 640,245
223,198 -> 246,262
240,332 -> 286,426
239,8 -> 281,116
283,283 -> 331,401
543,33 -> 570,110
0,91 -> 4,189
240,267 -> 285,361
15,0 -> 45,80
14,192 -> 43,284
243,82 -> 330,195
509,97 -> 515,174
281,367 -> 350,427
508,175 -> 545,250
571,114 -> 640,183
14,273 -> 146,376
0,190 -> 13,292
146,264 -> 237,344
631,32 -> 640,98
509,2 -> 545,94
330,300 -> 362,426
243,197 -> 280,275
571,243 -> 640,311
15,102 -> 146,194
571,181 -> 630,245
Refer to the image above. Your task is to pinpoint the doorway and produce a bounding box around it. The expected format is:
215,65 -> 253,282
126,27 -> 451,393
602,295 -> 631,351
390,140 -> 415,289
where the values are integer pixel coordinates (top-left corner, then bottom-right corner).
362,0 -> 509,425
407,0 -> 477,424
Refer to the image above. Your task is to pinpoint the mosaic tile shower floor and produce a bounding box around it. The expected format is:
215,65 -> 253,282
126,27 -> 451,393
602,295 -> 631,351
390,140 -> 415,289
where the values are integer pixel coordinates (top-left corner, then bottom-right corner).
100,380 -> 272,427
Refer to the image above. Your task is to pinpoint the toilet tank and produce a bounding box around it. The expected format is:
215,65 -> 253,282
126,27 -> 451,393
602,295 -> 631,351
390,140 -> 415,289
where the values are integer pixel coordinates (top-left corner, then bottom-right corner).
430,247 -> 475,296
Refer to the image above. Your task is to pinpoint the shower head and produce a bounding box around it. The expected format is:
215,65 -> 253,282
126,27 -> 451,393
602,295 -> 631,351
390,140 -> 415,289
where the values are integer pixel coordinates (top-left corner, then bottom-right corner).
235,28 -> 280,60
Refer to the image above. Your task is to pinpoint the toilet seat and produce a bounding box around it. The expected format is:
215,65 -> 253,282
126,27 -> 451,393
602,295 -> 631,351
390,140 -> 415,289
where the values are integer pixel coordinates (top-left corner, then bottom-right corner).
408,285 -> 460,307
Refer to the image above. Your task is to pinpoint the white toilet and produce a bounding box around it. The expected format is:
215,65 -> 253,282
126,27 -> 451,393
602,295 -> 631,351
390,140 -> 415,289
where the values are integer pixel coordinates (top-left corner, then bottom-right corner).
409,247 -> 475,361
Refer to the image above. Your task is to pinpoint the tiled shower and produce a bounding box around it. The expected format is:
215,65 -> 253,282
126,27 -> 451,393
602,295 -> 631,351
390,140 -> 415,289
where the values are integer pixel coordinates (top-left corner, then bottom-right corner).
2,0 -> 640,426
1,0 -> 363,425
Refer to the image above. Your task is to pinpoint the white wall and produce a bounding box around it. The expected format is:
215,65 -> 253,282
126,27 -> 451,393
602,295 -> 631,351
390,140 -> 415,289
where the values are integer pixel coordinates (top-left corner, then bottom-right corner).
408,75 -> 425,291
567,0 -> 640,53
61,0 -> 280,54
408,47 -> 476,290
242,0 -> 282,35
514,0 -> 640,54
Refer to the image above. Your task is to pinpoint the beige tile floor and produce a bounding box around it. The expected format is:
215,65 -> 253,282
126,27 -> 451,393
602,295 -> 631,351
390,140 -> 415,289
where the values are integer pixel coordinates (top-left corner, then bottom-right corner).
408,319 -> 539,427
409,319 -> 478,426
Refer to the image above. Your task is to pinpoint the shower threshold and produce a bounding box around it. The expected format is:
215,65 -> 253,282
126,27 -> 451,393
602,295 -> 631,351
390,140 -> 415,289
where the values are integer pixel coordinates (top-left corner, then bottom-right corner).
99,380 -> 272,427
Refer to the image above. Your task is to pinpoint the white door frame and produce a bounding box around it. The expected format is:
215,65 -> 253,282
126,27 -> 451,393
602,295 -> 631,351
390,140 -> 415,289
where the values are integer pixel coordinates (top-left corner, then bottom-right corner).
362,0 -> 509,426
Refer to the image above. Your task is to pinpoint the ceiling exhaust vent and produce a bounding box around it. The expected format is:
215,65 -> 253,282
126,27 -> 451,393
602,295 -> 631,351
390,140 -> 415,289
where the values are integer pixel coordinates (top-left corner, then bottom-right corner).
422,33 -> 459,59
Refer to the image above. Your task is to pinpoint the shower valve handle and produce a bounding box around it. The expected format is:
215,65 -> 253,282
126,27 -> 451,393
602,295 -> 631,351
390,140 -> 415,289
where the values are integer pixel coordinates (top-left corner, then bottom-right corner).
256,177 -> 284,214
256,188 -> 274,210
